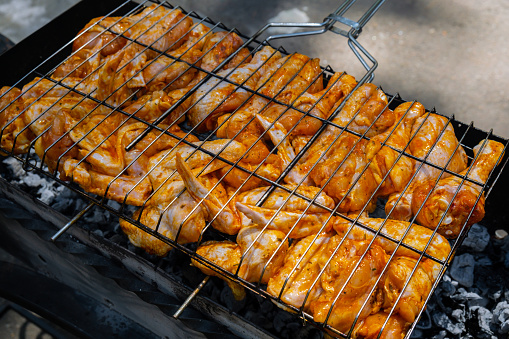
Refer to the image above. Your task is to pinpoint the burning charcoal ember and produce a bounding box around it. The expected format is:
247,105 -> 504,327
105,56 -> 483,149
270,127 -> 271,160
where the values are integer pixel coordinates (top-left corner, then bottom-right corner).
449,253 -> 475,287
462,224 -> 490,252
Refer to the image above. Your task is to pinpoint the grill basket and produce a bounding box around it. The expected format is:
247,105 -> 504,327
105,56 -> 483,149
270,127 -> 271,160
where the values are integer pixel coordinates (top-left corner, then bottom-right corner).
1,0 -> 508,338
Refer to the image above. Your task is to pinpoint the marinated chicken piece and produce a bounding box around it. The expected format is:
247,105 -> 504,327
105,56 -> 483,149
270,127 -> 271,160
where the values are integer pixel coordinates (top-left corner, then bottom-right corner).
331,83 -> 395,137
256,53 -> 322,101
191,240 -> 246,300
262,72 -> 357,136
267,232 -> 333,310
217,154 -> 283,192
332,216 -> 451,261
282,84 -> 393,203
191,226 -> 288,299
197,31 -> 246,74
236,202 -> 334,238
380,256 -> 439,323
142,23 -> 210,93
236,225 -> 289,284
34,108 -> 80,177
412,139 -> 505,238
386,113 -> 468,221
255,113 -> 297,168
64,158 -> 153,205
352,312 -> 409,339
175,153 -> 242,235
0,86 -> 34,154
311,133 -> 379,212
188,46 -> 281,132
21,77 -> 88,102
120,172 -> 227,255
366,101 -> 426,197
147,139 -> 247,191
72,15 -> 131,56
310,237 -> 387,334
236,183 -> 335,213
122,90 -> 178,123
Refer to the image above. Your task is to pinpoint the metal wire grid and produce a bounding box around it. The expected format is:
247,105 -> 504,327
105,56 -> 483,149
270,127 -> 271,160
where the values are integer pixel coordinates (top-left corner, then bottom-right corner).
0,0 -> 508,338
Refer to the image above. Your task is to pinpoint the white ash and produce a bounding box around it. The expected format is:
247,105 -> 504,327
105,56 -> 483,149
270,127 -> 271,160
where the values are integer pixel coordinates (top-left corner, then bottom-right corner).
3,157 -> 65,205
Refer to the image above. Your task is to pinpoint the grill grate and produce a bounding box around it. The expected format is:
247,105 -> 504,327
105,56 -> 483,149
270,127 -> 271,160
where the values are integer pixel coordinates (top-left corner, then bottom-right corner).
1,0 -> 508,338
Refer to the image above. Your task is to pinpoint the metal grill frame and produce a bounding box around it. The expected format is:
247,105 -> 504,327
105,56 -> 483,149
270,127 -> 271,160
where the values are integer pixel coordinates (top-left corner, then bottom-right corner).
1,0 -> 509,338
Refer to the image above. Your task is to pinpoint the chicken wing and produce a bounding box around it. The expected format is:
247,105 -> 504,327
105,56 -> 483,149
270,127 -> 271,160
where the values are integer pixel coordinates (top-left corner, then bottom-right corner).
366,101 -> 426,197
267,232 -> 333,310
0,87 -> 34,154
188,46 -> 282,132
261,72 -> 357,136
380,256 -> 439,323
191,240 -> 246,300
332,216 -> 451,262
310,237 -> 387,334
191,226 -> 289,298
236,183 -> 335,213
175,153 -> 242,235
236,225 -> 289,284
352,312 -> 409,339
386,113 -> 468,221
412,139 -> 505,238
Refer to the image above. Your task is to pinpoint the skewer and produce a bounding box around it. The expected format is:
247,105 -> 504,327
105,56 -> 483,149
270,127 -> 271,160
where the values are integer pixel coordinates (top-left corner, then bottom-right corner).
51,202 -> 94,242
173,276 -> 210,319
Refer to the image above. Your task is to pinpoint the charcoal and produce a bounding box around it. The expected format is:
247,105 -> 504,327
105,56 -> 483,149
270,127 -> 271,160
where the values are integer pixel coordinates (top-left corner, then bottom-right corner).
432,311 -> 464,335
452,288 -> 482,303
490,289 -> 503,301
451,309 -> 466,323
431,330 -> 447,339
244,310 -> 272,329
273,311 -> 295,333
462,224 -> 490,252
439,275 -> 457,296
410,329 -> 423,338
220,284 -> 246,313
470,306 -> 495,338
493,301 -> 509,334
449,254 -> 475,287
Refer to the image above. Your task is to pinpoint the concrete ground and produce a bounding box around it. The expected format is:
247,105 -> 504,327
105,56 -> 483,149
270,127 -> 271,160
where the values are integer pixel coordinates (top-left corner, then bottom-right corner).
0,0 -> 508,138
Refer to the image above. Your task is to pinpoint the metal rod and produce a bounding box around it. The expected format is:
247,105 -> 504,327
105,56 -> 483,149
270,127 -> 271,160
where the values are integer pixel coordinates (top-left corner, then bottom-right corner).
173,276 -> 210,319
50,202 -> 94,242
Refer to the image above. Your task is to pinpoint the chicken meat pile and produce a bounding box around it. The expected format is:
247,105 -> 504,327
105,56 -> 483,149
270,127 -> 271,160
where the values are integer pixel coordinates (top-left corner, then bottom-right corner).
0,4 -> 505,338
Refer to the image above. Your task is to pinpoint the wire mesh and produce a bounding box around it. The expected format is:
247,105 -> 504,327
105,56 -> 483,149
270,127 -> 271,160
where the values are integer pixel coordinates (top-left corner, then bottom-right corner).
0,0 -> 508,338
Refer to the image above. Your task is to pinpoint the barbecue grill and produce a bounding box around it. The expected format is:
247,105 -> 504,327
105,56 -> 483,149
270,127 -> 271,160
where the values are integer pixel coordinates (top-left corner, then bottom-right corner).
1,0 -> 508,338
